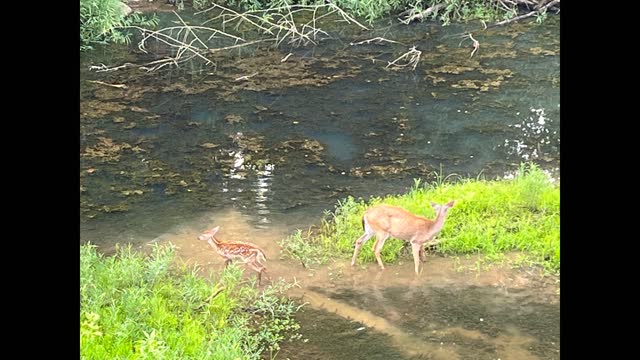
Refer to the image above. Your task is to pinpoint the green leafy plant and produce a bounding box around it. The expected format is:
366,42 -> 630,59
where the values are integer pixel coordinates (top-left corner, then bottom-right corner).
80,243 -> 302,359
80,0 -> 158,51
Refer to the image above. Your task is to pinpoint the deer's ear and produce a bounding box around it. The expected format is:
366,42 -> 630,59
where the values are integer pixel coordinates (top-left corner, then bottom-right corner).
446,201 -> 455,207
210,226 -> 220,235
430,201 -> 437,208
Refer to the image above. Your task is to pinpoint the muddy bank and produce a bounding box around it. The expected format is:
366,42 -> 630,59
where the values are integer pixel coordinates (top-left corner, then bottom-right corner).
145,208 -> 559,360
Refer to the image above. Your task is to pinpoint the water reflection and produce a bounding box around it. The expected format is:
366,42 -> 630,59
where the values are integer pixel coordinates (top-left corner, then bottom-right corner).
219,132 -> 275,226
504,107 -> 558,162
254,163 -> 274,228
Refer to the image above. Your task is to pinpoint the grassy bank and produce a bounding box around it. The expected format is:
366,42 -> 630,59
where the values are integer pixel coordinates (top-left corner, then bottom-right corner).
280,163 -> 559,273
80,244 -> 302,359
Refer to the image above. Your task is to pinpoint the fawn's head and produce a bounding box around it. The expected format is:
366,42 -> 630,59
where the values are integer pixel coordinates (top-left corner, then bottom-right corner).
198,226 -> 221,242
430,201 -> 455,216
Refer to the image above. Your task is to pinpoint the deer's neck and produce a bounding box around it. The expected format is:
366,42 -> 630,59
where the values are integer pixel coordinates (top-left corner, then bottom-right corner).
207,238 -> 221,250
427,210 -> 449,237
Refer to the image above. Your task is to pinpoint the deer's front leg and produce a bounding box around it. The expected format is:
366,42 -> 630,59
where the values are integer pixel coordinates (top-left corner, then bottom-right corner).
411,242 -> 422,275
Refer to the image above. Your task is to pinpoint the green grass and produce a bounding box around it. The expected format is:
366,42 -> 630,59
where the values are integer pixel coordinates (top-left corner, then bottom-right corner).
280,163 -> 560,273
80,243 -> 302,359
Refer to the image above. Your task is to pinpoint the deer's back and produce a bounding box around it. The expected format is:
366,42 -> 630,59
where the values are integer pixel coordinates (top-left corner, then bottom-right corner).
365,205 -> 433,241
217,241 -> 266,257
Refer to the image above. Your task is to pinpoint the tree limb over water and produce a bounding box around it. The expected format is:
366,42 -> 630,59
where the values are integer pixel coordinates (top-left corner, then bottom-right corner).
399,0 -> 559,26
491,0 -> 560,27
87,1 -> 558,74
96,3 -> 367,72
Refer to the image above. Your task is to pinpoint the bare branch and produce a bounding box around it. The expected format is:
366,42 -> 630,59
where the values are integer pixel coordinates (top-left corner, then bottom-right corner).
87,80 -> 128,89
399,4 -> 444,24
386,46 -> 422,71
91,2 -> 370,73
491,0 -> 559,27
89,63 -> 136,72
458,33 -> 480,58
326,2 -> 369,30
469,34 -> 479,58
281,53 -> 293,62
234,72 -> 259,81
350,37 -> 405,46
208,39 -> 275,53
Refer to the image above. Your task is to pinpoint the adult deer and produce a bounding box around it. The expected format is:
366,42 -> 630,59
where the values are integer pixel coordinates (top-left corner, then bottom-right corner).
198,226 -> 268,285
350,201 -> 455,275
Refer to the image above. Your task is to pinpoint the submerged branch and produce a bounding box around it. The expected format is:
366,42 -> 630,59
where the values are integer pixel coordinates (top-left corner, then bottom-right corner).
87,80 -> 128,89
350,37 -> 405,46
386,46 -> 422,71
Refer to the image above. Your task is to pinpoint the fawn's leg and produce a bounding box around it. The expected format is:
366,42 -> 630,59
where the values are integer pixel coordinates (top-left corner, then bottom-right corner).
247,260 -> 266,286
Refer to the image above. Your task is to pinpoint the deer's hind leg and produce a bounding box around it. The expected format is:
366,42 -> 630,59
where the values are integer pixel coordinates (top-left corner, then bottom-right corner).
351,232 -> 374,266
246,259 -> 266,285
373,232 -> 390,270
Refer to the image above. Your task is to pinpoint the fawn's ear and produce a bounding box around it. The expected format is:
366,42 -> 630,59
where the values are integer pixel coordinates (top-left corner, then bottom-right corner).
205,226 -> 220,235
446,200 -> 455,207
430,201 -> 437,208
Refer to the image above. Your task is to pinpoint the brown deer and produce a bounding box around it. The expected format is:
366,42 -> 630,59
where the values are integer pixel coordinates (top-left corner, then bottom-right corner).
351,201 -> 455,275
198,226 -> 268,285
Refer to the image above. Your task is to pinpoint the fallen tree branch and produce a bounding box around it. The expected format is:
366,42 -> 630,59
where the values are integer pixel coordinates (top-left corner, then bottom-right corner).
90,3 -> 367,73
386,46 -> 422,71
491,0 -> 559,27
208,39 -> 275,53
399,4 -> 444,24
534,0 -> 554,10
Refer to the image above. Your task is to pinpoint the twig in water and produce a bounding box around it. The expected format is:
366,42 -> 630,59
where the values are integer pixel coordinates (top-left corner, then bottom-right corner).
469,34 -> 479,58
87,80 -> 128,89
350,37 -> 405,46
234,72 -> 259,81
281,53 -> 293,62
89,63 -> 136,72
386,46 -> 422,71
209,39 -> 275,53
